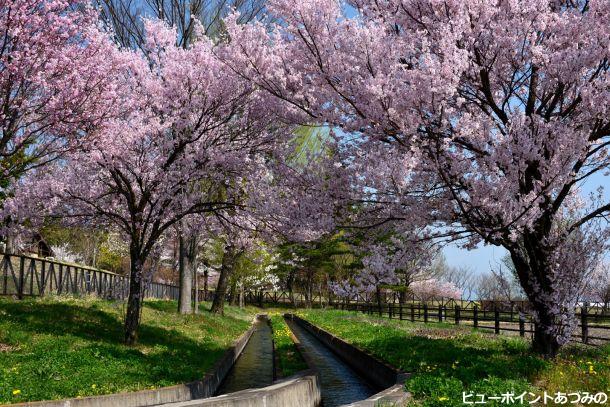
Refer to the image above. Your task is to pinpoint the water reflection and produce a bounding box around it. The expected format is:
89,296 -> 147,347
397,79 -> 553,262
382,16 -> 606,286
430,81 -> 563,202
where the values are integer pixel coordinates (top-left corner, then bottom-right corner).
286,319 -> 374,407
216,318 -> 274,395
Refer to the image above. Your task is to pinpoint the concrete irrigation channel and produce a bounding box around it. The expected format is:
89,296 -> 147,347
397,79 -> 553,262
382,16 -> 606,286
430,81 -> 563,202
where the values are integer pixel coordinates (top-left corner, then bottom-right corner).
285,314 -> 411,407
284,318 -> 375,406
215,317 -> 275,395
10,313 -> 407,407
164,313 -> 409,407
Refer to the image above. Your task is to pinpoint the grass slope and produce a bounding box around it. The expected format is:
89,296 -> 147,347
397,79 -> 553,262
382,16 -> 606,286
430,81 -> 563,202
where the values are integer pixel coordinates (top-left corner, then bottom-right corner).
0,296 -> 257,404
299,309 -> 610,407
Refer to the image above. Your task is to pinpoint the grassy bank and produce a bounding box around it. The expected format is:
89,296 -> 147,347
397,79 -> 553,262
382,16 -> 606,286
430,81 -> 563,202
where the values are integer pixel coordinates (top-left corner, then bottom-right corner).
299,309 -> 610,406
269,313 -> 307,377
0,296 -> 257,404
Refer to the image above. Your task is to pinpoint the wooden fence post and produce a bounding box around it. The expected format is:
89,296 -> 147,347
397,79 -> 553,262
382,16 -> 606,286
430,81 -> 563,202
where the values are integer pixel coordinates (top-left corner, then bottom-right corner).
494,308 -> 500,334
581,304 -> 589,344
438,304 -> 443,322
519,312 -> 525,337
388,303 -> 392,319
411,305 -> 415,322
455,305 -> 460,325
473,305 -> 478,328
399,304 -> 403,320
424,304 -> 429,323
17,256 -> 25,300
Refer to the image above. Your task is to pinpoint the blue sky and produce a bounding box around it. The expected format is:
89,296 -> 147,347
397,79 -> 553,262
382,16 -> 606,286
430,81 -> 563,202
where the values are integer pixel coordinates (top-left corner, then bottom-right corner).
445,171 -> 610,275
442,243 -> 507,275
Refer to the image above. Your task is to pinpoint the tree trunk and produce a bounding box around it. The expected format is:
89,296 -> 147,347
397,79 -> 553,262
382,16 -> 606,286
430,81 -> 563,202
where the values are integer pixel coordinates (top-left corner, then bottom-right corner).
287,271 -> 295,307
304,272 -> 313,308
178,233 -> 192,314
203,267 -> 209,301
179,234 -> 198,314
124,246 -> 145,345
239,283 -> 244,308
229,281 -> 238,306
531,309 -> 561,357
193,265 -> 199,314
210,245 -> 235,315
376,286 -> 383,316
5,232 -> 16,254
509,242 -> 567,358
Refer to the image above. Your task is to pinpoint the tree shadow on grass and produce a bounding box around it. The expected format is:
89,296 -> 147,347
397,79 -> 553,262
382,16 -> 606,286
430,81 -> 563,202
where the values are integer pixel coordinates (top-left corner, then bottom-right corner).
143,299 -> 180,313
0,298 -> 248,396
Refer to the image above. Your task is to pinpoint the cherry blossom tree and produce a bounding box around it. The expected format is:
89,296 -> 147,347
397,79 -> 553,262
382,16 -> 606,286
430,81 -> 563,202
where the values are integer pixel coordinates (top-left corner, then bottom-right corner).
0,0 -> 123,187
97,0 -> 271,316
208,215 -> 260,315
586,261 -> 610,311
6,19 -> 277,344
410,279 -> 462,302
224,0 -> 610,357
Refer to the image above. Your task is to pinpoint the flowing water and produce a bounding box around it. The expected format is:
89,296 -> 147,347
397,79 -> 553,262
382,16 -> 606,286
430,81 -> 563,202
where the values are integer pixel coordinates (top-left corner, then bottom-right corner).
286,318 -> 375,406
215,318 -> 274,395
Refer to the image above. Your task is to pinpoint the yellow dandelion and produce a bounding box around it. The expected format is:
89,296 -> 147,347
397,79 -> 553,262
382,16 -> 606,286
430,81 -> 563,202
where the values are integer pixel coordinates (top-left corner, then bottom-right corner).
12,390 -> 21,396
438,396 -> 449,401
91,384 -> 97,389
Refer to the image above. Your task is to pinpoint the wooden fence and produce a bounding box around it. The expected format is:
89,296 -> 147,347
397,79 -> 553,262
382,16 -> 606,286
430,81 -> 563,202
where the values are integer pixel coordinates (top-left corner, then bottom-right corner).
0,253 -> 179,301
4,253 -> 609,345
242,290 -> 610,346
334,301 -> 610,346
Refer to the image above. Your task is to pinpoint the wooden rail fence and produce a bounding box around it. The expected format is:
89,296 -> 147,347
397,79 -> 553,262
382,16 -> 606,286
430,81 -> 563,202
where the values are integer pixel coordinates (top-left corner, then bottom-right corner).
0,253 -> 179,301
3,253 -> 609,345
334,301 -> 610,346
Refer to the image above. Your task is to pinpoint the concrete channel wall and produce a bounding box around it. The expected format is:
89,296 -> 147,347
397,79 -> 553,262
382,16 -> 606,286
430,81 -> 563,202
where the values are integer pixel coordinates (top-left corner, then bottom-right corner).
157,370 -> 321,407
10,316 -> 262,407
286,314 -> 410,406
159,315 -> 323,407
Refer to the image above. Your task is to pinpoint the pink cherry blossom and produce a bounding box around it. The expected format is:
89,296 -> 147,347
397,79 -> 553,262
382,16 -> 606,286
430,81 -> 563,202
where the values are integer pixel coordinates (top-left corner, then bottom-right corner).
224,0 -> 610,357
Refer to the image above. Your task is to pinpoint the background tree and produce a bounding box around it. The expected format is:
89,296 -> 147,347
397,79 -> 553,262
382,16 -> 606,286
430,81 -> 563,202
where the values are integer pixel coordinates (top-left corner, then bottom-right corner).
433,256 -> 478,301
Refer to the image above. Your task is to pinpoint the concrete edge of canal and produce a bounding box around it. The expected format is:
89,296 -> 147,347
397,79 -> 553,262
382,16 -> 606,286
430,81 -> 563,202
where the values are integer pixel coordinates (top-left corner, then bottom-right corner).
285,314 -> 411,407
9,315 -> 263,407
155,370 -> 322,407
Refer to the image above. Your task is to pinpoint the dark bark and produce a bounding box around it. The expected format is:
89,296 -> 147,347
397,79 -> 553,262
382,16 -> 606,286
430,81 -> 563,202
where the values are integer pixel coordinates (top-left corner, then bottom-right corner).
124,246 -> 145,345
376,286 -> 383,316
531,308 -> 561,358
287,270 -> 296,307
303,271 -> 313,308
210,245 -> 236,315
509,239 -> 562,358
203,267 -> 209,301
229,281 -> 238,306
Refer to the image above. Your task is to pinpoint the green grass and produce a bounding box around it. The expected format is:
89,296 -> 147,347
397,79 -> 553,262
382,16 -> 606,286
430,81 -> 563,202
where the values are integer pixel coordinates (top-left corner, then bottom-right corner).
268,312 -> 307,377
298,309 -> 610,406
0,296 -> 258,404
